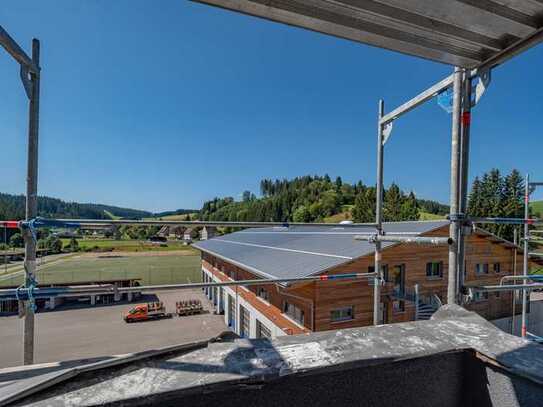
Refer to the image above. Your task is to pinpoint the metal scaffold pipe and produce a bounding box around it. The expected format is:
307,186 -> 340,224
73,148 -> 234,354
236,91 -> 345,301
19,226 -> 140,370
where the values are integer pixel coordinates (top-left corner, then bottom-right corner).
468,217 -> 543,225
447,67 -> 463,305
500,275 -> 543,285
522,174 -> 530,338
354,235 -> 453,246
457,69 -> 472,297
22,38 -> 40,366
470,283 -> 543,293
0,272 -> 378,301
17,218 -> 378,229
373,99 -> 385,326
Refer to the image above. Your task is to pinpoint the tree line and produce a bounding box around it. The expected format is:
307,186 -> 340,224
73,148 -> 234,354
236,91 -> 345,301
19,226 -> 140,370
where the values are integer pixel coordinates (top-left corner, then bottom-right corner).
0,193 -> 153,221
200,175 -> 447,223
468,169 -> 525,242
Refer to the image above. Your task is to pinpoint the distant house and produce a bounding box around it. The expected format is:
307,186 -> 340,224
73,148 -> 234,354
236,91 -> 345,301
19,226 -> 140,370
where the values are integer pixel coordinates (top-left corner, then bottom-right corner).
200,226 -> 216,241
183,228 -> 194,243
0,278 -> 142,314
158,225 -> 185,239
193,220 -> 542,340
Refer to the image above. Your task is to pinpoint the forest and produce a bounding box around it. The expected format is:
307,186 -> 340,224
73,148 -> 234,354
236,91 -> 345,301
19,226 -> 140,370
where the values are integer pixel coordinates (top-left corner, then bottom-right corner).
0,193 -> 152,221
199,175 -> 446,224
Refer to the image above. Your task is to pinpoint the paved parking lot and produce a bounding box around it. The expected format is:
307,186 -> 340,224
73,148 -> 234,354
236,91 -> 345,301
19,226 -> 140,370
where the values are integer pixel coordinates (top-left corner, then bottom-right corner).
0,289 -> 227,368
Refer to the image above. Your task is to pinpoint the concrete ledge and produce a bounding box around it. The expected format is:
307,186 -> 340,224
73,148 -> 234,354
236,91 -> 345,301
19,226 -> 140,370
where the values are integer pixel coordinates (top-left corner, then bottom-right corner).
3,306 -> 543,406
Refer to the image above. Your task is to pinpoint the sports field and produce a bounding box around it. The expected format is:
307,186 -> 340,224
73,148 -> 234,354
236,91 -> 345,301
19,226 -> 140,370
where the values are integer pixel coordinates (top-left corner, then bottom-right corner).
0,252 -> 202,287
59,238 -> 193,252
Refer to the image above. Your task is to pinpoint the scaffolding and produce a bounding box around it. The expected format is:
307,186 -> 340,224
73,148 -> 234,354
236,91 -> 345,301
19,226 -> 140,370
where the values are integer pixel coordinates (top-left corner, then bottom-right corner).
468,176 -> 543,338
2,0 -> 543,364
0,26 -> 40,366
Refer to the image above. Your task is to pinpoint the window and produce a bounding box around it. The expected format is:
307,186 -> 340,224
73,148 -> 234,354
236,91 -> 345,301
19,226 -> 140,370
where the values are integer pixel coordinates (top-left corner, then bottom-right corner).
475,264 -> 489,275
331,306 -> 354,322
239,306 -> 250,338
391,265 -> 405,295
283,301 -> 305,325
426,262 -> 443,278
257,287 -> 269,302
474,291 -> 489,302
393,300 -> 405,312
228,295 -> 236,328
382,265 -> 389,282
493,263 -> 501,274
256,320 -> 272,339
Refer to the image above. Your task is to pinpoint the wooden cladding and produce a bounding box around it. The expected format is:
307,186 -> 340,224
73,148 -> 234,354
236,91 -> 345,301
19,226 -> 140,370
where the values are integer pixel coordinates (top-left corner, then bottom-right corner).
201,225 -> 521,334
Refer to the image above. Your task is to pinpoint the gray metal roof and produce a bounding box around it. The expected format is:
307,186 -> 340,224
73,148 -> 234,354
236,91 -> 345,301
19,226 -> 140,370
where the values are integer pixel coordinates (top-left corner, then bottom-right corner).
193,220 -> 448,280
192,0 -> 543,68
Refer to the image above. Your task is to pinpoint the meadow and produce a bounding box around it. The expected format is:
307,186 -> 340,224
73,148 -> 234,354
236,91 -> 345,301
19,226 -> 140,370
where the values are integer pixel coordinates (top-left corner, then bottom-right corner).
0,252 -> 202,287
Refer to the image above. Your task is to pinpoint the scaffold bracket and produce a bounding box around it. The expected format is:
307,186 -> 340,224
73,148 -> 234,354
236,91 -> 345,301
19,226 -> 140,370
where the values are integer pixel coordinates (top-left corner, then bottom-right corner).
447,213 -> 466,222
382,122 -> 393,145
474,69 -> 491,106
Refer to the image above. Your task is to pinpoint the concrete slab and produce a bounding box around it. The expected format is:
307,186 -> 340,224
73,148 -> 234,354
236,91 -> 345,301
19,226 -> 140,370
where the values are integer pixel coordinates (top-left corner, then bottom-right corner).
0,289 -> 227,368
3,305 -> 543,406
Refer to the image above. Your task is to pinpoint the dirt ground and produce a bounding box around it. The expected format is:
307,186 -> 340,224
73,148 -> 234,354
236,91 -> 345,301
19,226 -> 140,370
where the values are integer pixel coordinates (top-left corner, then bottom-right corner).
0,289 -> 227,368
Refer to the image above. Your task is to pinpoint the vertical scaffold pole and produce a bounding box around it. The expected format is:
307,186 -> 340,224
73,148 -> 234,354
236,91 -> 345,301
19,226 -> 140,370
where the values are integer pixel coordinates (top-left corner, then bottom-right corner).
521,174 -> 530,338
512,228 -> 518,335
457,70 -> 471,300
374,99 -> 384,325
447,67 -> 463,305
23,38 -> 40,365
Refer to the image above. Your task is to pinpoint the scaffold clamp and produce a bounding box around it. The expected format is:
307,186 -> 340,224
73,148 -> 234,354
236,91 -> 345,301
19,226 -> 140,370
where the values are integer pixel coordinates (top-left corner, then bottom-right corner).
474,69 -> 491,106
447,213 -> 466,222
382,122 -> 393,145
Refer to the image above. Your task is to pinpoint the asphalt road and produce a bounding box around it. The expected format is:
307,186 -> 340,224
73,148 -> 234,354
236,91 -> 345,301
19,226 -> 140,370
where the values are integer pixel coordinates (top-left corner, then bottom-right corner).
0,289 -> 227,368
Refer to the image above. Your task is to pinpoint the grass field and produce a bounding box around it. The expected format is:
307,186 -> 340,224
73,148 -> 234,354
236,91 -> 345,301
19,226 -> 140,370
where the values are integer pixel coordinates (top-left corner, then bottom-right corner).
324,208 -> 446,223
419,211 -> 445,220
61,238 -> 196,253
144,213 -> 198,221
103,210 -> 121,220
0,252 -> 202,287
324,212 -> 352,223
531,200 -> 543,217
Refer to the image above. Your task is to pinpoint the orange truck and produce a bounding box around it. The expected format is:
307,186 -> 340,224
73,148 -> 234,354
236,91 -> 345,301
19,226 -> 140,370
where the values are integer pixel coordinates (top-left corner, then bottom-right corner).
123,302 -> 172,323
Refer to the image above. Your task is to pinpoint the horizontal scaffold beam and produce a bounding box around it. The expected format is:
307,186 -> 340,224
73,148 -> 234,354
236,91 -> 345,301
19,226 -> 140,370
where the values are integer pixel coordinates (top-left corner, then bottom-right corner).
5,217 -> 378,230
354,234 -> 453,245
469,283 -> 543,293
0,272 -> 378,301
0,25 -> 39,73
462,216 -> 543,225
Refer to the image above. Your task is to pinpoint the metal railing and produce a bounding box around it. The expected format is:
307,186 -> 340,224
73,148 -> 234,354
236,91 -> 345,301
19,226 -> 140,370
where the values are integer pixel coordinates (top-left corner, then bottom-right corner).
0,271 -> 378,301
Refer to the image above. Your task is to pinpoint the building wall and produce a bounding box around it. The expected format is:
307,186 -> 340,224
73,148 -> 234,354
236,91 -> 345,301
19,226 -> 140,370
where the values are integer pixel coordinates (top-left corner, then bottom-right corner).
202,253 -> 313,331
317,227 -> 521,327
200,226 -> 525,337
201,260 -> 303,338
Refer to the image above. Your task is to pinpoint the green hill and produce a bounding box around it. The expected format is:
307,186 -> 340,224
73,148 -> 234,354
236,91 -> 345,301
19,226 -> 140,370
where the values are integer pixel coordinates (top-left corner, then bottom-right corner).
530,200 -> 543,218
0,193 -> 152,221
199,175 -> 448,224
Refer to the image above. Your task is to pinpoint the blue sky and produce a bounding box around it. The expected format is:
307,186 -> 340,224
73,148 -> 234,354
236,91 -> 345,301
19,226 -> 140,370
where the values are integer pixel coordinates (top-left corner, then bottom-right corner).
1,1 -> 542,212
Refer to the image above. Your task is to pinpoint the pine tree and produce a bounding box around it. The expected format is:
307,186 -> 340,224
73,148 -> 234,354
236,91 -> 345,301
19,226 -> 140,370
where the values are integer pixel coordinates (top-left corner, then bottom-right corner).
384,183 -> 403,221
352,188 -> 376,223
400,191 -> 419,221
501,169 -> 524,241
479,169 -> 504,235
468,169 -> 524,241
335,176 -> 343,191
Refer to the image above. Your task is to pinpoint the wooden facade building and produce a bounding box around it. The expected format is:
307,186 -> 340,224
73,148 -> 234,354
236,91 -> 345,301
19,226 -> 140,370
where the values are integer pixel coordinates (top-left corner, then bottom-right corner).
194,221 -> 534,339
